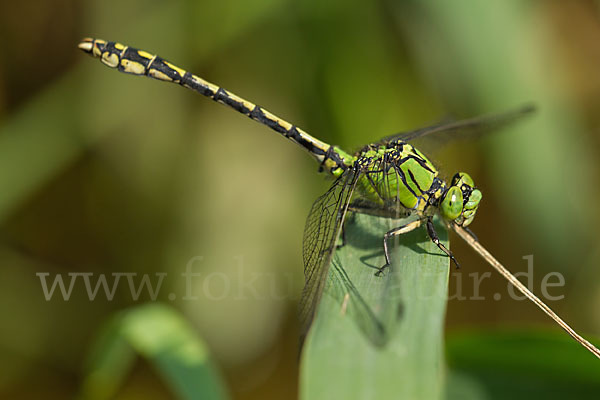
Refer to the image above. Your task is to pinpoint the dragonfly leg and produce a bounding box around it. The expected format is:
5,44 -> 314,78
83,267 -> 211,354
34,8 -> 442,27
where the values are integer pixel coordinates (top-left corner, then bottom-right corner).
427,217 -> 460,269
337,211 -> 357,249
337,225 -> 346,249
376,219 -> 424,276
337,216 -> 349,249
464,226 -> 478,242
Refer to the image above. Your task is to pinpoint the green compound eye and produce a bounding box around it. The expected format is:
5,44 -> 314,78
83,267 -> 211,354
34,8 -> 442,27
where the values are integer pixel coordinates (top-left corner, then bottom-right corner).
440,186 -> 463,220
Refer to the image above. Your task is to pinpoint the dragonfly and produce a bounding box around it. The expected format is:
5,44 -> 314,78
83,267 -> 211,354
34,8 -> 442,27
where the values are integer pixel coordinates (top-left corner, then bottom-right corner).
78,38 -> 533,339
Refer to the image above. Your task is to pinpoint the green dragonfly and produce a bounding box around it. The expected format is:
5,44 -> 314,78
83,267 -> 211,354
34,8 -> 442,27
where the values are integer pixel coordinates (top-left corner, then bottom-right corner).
78,38 -> 533,337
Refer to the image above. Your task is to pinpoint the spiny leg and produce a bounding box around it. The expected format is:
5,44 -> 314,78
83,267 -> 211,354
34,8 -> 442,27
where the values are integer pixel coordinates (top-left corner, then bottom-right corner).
426,217 -> 460,268
376,219 -> 425,277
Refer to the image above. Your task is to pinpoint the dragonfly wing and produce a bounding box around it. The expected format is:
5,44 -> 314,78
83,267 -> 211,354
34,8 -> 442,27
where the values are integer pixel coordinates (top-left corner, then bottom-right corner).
300,167 -> 362,341
377,104 -> 535,144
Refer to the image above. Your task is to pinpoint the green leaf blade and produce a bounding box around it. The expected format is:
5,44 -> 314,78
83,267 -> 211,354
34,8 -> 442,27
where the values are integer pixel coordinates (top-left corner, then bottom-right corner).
300,214 -> 450,400
80,304 -> 229,400
447,329 -> 600,399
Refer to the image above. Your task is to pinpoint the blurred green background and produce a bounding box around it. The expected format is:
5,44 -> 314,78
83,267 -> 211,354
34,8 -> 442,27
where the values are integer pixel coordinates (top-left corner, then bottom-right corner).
1,0 -> 600,398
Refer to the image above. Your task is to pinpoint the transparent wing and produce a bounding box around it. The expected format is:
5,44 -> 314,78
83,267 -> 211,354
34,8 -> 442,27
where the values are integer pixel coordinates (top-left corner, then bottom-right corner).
299,167 -> 362,340
377,104 -> 535,145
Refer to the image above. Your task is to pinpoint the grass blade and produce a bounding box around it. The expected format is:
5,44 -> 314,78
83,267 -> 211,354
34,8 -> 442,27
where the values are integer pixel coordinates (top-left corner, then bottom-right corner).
79,303 -> 229,400
447,329 -> 600,398
300,213 -> 450,400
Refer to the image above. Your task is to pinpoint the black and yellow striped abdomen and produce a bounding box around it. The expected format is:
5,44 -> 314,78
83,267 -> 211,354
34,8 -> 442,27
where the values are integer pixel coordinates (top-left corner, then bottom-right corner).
78,38 -> 354,176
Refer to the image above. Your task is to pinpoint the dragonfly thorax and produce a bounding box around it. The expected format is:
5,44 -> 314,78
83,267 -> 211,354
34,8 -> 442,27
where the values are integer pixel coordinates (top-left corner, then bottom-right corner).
351,142 -> 482,226
353,142 -> 442,217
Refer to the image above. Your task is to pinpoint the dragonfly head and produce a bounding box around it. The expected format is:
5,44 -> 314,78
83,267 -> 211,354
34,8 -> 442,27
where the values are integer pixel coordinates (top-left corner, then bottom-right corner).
439,172 -> 482,227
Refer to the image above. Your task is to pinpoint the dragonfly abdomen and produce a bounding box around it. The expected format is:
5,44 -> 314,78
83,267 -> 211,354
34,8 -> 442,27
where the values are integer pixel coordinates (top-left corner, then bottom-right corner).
78,38 -> 353,175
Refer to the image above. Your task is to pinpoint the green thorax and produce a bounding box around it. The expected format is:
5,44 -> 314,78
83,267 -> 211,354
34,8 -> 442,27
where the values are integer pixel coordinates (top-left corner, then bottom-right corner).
353,141 -> 445,215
